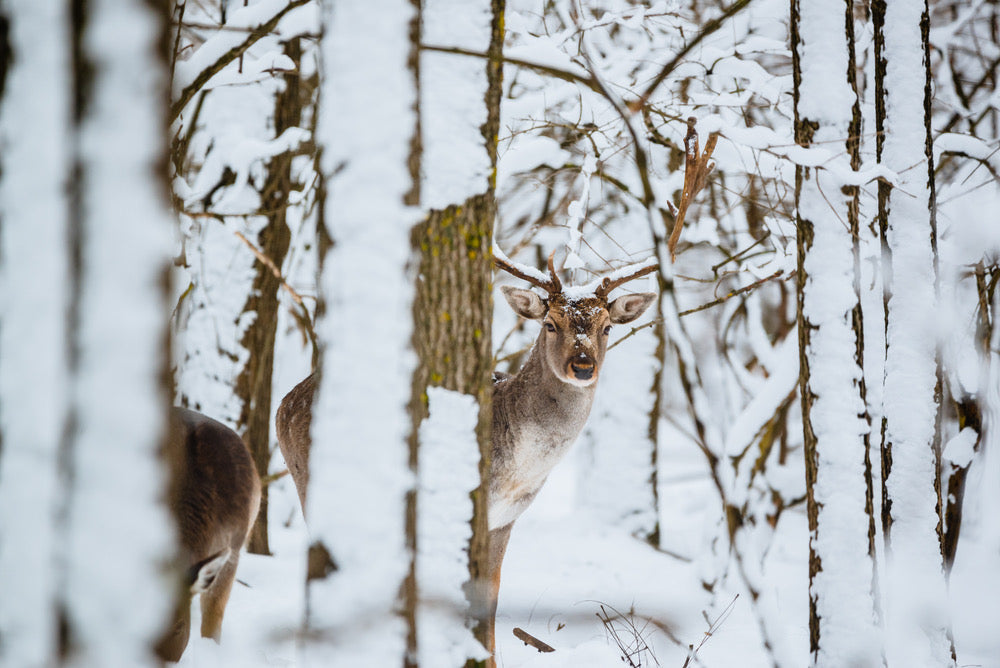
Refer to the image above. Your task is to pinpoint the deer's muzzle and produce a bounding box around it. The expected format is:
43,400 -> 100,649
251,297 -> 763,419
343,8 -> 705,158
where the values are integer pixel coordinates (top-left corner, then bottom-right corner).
569,354 -> 595,381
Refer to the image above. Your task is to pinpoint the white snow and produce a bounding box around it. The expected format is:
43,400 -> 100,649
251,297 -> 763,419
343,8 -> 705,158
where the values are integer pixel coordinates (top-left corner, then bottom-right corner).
794,2 -> 883,664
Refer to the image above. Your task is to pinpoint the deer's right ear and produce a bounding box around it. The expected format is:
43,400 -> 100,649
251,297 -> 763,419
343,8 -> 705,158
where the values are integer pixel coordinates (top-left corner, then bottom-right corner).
501,286 -> 547,320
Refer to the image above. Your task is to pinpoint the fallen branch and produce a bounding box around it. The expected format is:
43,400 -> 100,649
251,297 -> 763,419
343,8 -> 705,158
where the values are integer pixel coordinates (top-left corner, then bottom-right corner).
513,627 -> 555,653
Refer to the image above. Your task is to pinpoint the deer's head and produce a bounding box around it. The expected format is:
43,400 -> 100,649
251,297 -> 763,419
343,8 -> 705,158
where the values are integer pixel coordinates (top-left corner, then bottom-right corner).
497,253 -> 657,387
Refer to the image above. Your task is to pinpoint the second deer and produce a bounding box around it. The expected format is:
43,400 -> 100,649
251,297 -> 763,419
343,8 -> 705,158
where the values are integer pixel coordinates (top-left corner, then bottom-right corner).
155,407 -> 261,663
275,252 -> 656,663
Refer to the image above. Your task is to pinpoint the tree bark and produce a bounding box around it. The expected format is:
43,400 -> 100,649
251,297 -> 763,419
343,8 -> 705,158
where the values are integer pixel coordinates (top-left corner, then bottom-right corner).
235,38 -> 304,556
407,1 -> 504,663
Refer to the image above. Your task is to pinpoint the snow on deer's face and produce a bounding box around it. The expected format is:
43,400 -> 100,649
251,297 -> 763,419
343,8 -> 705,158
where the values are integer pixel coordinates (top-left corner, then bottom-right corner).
501,286 -> 656,387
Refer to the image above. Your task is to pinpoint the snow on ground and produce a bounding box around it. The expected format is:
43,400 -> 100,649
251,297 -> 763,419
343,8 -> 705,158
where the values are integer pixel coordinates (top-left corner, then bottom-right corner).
174,412 -> 1000,668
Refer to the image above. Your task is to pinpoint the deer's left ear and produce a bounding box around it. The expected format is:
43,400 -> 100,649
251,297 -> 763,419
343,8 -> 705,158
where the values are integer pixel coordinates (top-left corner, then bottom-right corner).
608,293 -> 656,324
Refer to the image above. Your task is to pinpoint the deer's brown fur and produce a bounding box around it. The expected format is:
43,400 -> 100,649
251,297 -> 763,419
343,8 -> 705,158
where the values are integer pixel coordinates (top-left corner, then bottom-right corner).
155,408 -> 261,663
274,256 -> 655,666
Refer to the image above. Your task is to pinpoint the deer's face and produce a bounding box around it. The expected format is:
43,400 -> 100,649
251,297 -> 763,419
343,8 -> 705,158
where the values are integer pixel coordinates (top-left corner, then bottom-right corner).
502,287 -> 656,387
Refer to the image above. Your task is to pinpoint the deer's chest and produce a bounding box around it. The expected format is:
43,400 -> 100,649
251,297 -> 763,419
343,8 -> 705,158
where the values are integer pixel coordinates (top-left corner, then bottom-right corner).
488,396 -> 590,530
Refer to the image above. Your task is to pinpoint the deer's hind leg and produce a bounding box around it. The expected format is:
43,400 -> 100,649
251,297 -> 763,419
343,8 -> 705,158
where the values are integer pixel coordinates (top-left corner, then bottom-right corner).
154,593 -> 193,662
199,553 -> 239,641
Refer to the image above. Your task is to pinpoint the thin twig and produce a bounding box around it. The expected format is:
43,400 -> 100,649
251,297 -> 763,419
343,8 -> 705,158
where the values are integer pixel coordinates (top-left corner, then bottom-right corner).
261,469 -> 290,487
630,0 -> 755,112
682,595 -> 739,668
676,269 -> 789,318
668,118 -> 718,261
607,269 -> 792,350
234,230 -> 306,307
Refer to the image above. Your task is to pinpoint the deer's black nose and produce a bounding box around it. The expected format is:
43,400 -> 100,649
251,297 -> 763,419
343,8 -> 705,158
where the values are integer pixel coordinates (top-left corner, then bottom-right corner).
570,354 -> 595,380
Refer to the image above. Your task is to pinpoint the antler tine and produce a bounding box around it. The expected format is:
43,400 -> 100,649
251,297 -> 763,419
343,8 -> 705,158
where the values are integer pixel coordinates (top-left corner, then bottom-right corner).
493,249 -> 562,294
594,262 -> 658,299
545,251 -> 562,294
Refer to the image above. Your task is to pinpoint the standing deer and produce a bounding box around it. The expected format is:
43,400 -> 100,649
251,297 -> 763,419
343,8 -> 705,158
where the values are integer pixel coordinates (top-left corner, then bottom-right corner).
274,253 -> 656,663
155,407 -> 261,663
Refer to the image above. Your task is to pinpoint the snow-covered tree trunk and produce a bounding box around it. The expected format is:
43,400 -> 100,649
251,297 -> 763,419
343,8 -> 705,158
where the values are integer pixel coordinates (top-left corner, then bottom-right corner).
0,2 -> 72,665
410,0 -> 503,663
303,0 -> 418,663
874,0 -> 956,664
792,0 -> 882,664
60,0 -> 175,664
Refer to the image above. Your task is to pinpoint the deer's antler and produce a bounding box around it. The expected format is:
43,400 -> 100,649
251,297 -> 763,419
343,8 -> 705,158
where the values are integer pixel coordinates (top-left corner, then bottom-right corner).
494,250 -> 563,295
667,117 -> 717,262
594,260 -> 658,299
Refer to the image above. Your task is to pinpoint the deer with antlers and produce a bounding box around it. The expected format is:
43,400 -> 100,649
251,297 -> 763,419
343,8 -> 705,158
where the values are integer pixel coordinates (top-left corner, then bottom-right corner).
483,251 -> 656,655
275,250 -> 656,662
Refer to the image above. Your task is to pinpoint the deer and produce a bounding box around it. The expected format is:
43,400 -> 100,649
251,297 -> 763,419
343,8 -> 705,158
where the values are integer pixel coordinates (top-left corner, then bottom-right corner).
155,407 -> 262,663
274,251 -> 656,664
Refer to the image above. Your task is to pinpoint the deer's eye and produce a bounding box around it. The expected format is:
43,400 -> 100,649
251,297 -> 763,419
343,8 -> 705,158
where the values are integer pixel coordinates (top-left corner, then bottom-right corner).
545,322 -> 556,333
603,325 -> 611,336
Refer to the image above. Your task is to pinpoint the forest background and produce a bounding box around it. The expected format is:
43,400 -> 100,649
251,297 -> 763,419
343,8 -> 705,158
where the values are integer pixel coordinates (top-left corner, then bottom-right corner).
1,0 -> 999,666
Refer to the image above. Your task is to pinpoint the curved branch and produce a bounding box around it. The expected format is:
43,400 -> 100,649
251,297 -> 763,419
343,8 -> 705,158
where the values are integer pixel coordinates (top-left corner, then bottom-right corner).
170,0 -> 311,124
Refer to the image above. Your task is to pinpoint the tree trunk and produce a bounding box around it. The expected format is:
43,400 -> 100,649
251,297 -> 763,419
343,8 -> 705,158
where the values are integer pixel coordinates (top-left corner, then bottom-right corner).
792,0 -> 881,663
235,37 -> 304,556
303,0 -> 419,663
408,1 -> 504,663
874,0 -> 956,664
62,0 -> 175,663
0,2 -> 73,664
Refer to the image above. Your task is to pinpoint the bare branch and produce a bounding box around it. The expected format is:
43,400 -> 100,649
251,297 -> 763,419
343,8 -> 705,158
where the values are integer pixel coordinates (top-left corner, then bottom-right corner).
234,230 -> 306,307
170,0 -> 312,124
494,250 -> 562,294
630,0 -> 755,112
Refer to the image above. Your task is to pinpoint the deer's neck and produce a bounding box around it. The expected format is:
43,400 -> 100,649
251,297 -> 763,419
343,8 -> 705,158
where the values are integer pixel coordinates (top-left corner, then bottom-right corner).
489,342 -> 596,530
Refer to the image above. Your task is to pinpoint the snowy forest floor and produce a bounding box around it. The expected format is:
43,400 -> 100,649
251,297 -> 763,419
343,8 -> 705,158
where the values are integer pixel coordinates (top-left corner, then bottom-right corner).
175,437 -> 1000,668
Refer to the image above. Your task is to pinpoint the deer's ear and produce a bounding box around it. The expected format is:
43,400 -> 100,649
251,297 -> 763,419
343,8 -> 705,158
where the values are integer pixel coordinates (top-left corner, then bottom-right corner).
501,286 -> 547,320
608,293 -> 656,324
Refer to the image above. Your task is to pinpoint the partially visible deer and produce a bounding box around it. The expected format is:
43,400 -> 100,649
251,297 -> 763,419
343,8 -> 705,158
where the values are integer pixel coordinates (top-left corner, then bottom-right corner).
275,252 -> 655,664
155,407 -> 261,663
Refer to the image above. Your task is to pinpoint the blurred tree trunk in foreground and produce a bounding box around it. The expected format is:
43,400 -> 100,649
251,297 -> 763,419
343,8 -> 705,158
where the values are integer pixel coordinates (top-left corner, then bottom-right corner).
0,0 -> 175,664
